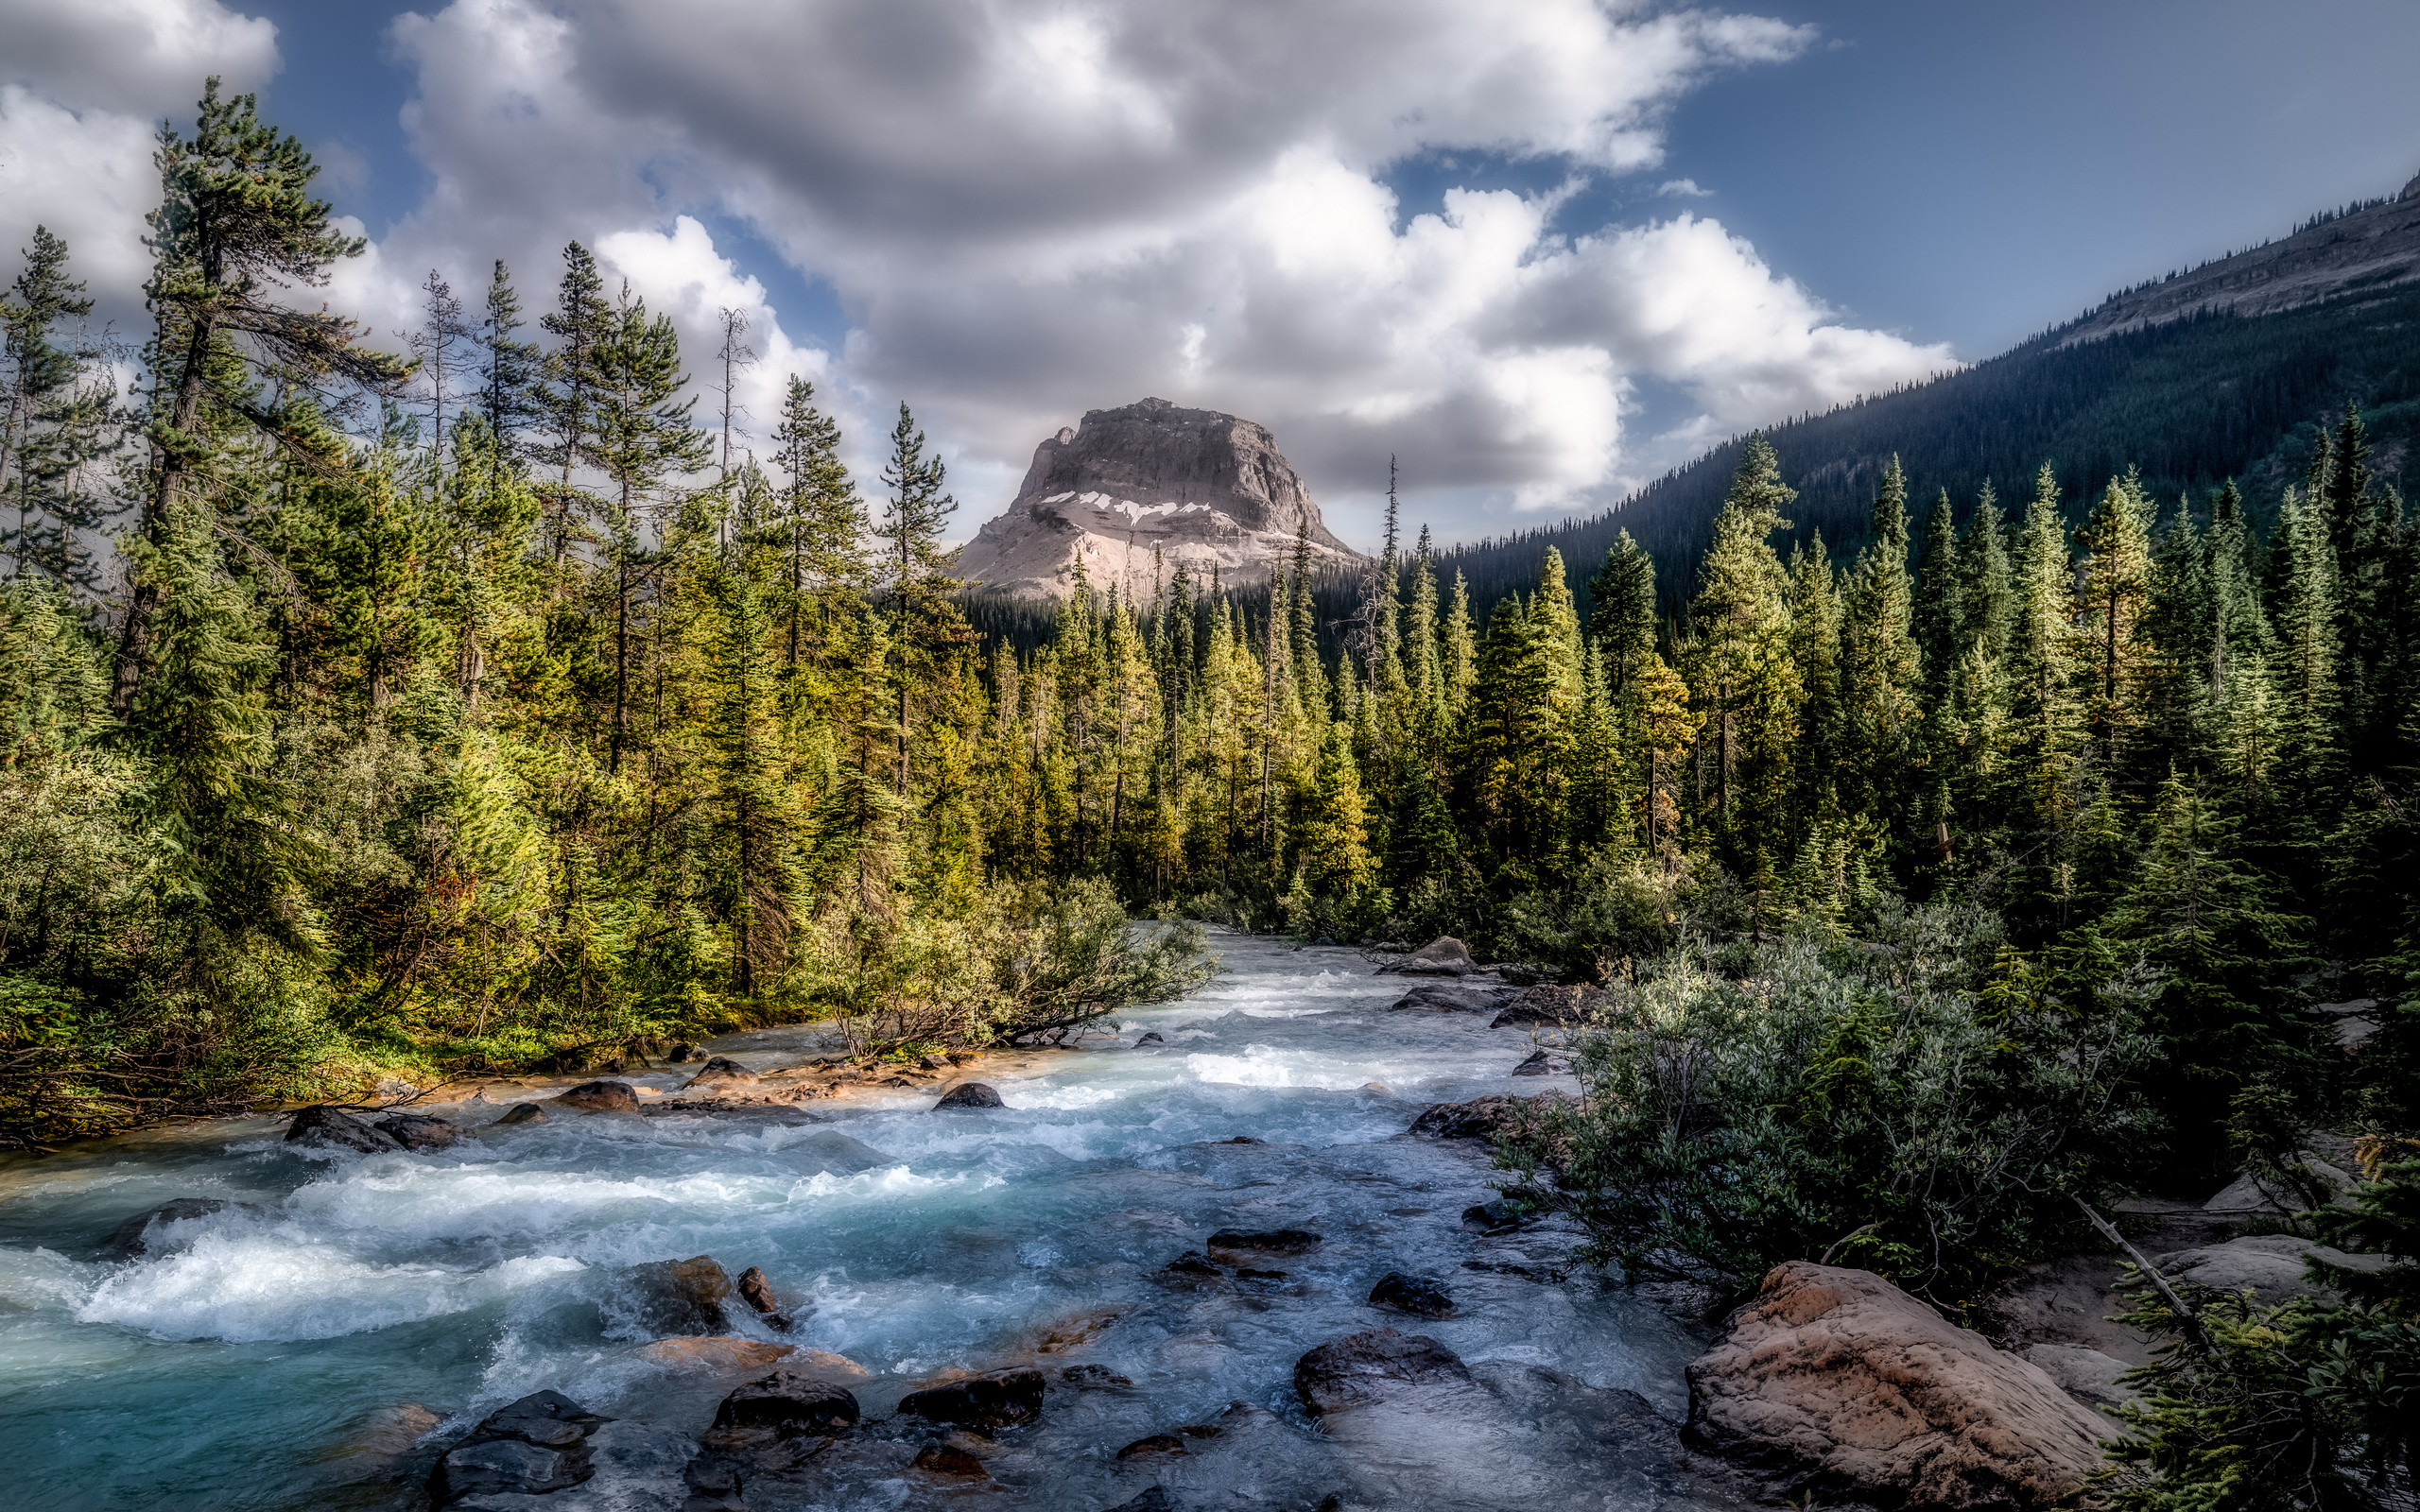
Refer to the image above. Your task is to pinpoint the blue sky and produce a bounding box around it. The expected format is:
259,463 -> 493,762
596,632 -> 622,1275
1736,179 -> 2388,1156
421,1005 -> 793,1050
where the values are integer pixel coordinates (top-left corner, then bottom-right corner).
6,0 -> 2417,546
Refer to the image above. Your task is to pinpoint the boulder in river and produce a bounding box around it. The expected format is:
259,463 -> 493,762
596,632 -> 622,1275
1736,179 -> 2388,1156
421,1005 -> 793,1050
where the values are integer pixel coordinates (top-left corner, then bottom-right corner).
1408,1091 -> 1569,1142
1489,984 -> 1604,1028
430,1390 -> 604,1504
686,1056 -> 758,1090
1206,1228 -> 1322,1260
737,1264 -> 781,1314
1293,1328 -> 1472,1415
897,1366 -> 1046,1429
373,1111 -> 461,1149
1369,1272 -> 1457,1317
106,1197 -> 267,1260
286,1105 -> 403,1153
493,1102 -> 546,1125
934,1082 -> 1005,1109
709,1369 -> 861,1435
1511,1049 -> 1557,1076
1378,936 -> 1478,977
555,1079 -> 641,1111
1105,1490 -> 1175,1512
615,1254 -> 735,1336
1685,1262 -> 2106,1510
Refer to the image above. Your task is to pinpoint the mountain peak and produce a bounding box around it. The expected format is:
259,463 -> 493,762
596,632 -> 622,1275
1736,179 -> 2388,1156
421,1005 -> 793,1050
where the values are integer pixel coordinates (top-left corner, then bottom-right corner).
958,400 -> 1364,598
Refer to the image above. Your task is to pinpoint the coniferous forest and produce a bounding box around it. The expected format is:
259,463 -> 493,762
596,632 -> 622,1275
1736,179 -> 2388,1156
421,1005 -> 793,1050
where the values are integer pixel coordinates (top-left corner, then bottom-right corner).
5,85 -> 2420,1505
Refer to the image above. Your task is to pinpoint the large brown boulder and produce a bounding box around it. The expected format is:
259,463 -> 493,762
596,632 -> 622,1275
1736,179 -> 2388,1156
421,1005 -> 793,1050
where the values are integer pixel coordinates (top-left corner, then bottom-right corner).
1686,1263 -> 2109,1510
615,1255 -> 735,1335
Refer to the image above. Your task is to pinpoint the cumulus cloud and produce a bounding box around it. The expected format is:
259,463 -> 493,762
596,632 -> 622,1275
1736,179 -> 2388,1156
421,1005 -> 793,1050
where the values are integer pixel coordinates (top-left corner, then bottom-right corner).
1,0 -> 1960,542
0,0 -> 279,334
1656,177 -> 1715,197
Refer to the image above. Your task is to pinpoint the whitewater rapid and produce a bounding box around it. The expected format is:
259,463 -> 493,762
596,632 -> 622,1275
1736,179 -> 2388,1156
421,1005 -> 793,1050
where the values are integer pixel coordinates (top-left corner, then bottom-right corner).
0,934 -> 1716,1511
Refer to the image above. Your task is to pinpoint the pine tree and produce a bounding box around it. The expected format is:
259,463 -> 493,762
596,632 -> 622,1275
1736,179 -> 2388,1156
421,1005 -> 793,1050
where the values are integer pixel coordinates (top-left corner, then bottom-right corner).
2005,465 -> 2079,826
536,243 -> 610,575
590,283 -> 711,772
112,78 -> 407,716
2075,468 -> 2157,774
2,226 -> 101,580
1587,529 -> 1657,713
1684,435 -> 1803,868
769,376 -> 863,671
410,268 -> 475,459
479,260 -> 544,452
875,403 -> 969,793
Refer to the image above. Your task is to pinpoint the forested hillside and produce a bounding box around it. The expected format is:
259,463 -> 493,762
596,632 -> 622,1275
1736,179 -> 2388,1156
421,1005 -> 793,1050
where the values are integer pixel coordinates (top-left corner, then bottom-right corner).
1441,279 -> 2420,624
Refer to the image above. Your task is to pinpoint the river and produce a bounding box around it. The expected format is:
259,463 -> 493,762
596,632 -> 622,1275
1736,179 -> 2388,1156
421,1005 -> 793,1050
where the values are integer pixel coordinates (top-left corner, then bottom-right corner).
0,934 -> 1722,1511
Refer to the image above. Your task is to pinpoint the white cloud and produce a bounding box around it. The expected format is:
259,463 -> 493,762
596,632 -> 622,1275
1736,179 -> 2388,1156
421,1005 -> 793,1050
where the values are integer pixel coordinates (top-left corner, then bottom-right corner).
1657,177 -> 1715,197
0,0 -> 281,336
0,0 -> 1961,545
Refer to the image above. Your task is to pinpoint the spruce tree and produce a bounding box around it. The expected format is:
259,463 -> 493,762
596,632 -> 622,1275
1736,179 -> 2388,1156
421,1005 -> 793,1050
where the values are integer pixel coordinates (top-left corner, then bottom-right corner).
2075,468 -> 2157,775
874,402 -> 969,792
479,260 -> 543,454
1838,456 -> 1922,844
1,227 -> 106,584
1684,435 -> 1803,868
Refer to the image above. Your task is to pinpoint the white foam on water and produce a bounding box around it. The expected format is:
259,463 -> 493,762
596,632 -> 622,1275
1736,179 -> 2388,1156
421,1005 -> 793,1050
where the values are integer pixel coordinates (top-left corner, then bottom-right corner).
78,1235 -> 586,1342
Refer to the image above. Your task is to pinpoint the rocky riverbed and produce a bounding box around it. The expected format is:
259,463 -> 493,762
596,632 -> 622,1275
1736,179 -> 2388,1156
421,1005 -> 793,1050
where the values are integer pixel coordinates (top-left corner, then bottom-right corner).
4,930 -> 2339,1511
0,934 -> 1724,1512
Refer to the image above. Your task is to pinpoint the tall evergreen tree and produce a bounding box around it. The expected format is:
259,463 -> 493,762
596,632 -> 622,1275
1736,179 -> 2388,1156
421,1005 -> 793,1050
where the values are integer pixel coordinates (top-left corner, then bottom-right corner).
1684,435 -> 1803,870
112,78 -> 407,716
1,226 -> 106,584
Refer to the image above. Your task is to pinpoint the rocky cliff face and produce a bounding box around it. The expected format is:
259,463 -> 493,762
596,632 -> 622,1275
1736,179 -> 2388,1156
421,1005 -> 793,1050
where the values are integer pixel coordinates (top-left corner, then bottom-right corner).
957,398 -> 1364,598
2057,170 -> 2420,346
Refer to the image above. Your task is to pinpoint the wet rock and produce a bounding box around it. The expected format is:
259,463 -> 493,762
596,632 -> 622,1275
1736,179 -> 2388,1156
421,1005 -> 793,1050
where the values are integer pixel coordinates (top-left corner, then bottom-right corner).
686,1056 -> 758,1090
1205,1228 -> 1322,1259
1116,1433 -> 1188,1459
374,1111 -> 462,1149
898,1366 -> 1046,1429
494,1102 -> 546,1125
1217,1135 -> 1262,1144
909,1443 -> 991,1479
1135,1031 -> 1166,1045
1510,1049 -> 1556,1076
285,1105 -> 404,1153
616,1254 -> 735,1335
1150,1252 -> 1231,1291
106,1197 -> 266,1260
1377,936 -> 1477,977
1460,1199 -> 1528,1233
934,1082 -> 1005,1109
737,1265 -> 781,1314
556,1079 -> 641,1111
1685,1262 -> 2106,1510
710,1370 -> 861,1435
666,1040 -> 700,1062
2153,1232 -> 2389,1306
1386,983 -> 1500,1013
430,1390 -> 606,1505
635,1336 -> 794,1372
1495,962 -> 1556,986
2021,1343 -> 2137,1414
1061,1364 -> 1134,1389
1408,1091 -> 1569,1142
1293,1328 -> 1472,1416
1106,1490 -> 1176,1512
1488,984 -> 1603,1029
1020,1305 -> 1130,1355
1368,1273 -> 1456,1317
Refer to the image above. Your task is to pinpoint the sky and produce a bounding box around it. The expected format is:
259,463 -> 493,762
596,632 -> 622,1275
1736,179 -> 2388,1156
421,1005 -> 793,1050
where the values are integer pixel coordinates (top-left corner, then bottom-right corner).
4,0 -> 2417,552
